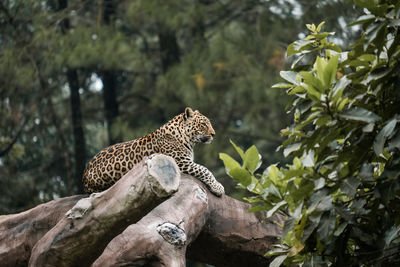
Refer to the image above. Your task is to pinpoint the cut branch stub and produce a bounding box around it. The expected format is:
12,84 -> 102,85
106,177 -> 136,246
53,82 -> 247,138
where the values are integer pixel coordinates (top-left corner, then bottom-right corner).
28,154 -> 180,267
157,222 -> 187,248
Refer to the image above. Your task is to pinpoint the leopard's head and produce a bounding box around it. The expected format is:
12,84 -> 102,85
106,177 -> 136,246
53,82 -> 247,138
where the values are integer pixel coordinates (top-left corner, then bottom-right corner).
182,107 -> 215,144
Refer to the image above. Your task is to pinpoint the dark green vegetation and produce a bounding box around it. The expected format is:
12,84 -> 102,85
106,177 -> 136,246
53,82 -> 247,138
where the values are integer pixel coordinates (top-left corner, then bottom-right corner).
221,0 -> 400,265
0,0 -> 359,214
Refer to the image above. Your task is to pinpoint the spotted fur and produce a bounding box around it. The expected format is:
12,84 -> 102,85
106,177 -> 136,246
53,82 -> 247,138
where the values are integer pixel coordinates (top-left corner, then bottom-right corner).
82,107 -> 225,196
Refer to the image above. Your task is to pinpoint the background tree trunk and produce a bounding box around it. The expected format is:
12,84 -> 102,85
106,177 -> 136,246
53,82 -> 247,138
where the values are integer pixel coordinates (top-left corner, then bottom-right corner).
159,30 -> 180,73
67,69 -> 86,193
100,0 -> 121,145
101,70 -> 120,144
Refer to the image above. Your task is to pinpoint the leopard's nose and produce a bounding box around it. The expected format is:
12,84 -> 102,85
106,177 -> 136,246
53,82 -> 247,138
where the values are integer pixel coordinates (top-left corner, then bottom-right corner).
210,128 -> 215,136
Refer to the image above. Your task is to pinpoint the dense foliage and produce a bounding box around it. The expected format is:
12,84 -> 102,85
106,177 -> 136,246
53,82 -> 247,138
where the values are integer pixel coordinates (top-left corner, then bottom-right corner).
221,0 -> 400,265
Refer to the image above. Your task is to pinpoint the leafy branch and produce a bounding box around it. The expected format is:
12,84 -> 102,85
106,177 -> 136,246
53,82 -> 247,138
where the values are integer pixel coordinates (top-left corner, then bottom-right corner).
220,2 -> 400,265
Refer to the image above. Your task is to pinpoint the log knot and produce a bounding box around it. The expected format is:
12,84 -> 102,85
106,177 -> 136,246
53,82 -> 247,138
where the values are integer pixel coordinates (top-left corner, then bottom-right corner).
156,222 -> 186,248
146,154 -> 180,198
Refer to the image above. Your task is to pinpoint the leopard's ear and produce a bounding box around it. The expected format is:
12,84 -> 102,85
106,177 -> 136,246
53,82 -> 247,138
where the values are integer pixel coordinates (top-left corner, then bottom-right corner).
184,107 -> 194,121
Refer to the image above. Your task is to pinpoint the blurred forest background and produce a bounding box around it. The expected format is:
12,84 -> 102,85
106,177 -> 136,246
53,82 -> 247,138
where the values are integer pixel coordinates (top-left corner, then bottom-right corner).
0,0 -> 361,214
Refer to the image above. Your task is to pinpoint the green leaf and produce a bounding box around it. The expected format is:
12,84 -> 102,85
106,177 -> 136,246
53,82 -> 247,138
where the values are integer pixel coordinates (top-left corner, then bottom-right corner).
267,165 -> 280,185
306,23 -> 316,32
280,71 -> 299,85
283,143 -> 302,157
316,195 -> 333,212
365,23 -> 385,51
287,86 -> 306,95
272,82 -> 294,89
243,145 -> 261,174
265,248 -> 288,257
291,54 -> 306,68
339,107 -> 381,123
299,71 -> 324,92
302,150 -> 315,167
373,118 -> 397,157
267,201 -> 287,218
337,97 -> 349,112
316,21 -> 325,32
230,140 -> 245,160
314,178 -> 325,190
359,164 -> 374,182
268,184 -> 283,198
261,183 -> 282,199
308,190 -> 330,214
347,14 -> 375,26
315,56 -> 328,87
340,177 -> 361,198
334,222 -> 348,236
287,39 -> 314,56
357,54 -> 376,62
302,213 -> 321,242
315,55 -> 338,88
219,153 -> 241,172
230,167 -> 252,186
287,243 -> 305,257
384,225 -> 400,248
325,54 -> 339,86
332,77 -> 351,103
247,176 -> 262,193
282,218 -> 296,239
269,255 -> 287,267
317,211 -> 337,242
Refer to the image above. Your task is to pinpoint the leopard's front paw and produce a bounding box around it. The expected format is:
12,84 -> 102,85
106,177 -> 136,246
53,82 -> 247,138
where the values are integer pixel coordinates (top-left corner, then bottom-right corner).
210,182 -> 225,197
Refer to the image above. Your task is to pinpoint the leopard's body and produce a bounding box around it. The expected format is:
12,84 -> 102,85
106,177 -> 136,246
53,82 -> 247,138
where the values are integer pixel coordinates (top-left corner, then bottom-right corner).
82,107 -> 225,196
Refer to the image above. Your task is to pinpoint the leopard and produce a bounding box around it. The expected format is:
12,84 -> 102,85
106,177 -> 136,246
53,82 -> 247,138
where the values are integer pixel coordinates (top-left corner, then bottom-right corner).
82,107 -> 225,196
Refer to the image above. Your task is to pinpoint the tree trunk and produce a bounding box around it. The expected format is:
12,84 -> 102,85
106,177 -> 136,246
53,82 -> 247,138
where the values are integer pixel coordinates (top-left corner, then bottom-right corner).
99,0 -> 121,145
101,70 -> 120,144
159,30 -> 180,73
67,69 -> 86,193
0,155 -> 282,267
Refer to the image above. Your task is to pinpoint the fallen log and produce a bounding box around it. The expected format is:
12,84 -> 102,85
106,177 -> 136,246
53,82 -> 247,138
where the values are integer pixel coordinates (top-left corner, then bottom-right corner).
0,155 -> 283,266
93,175 -> 283,266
